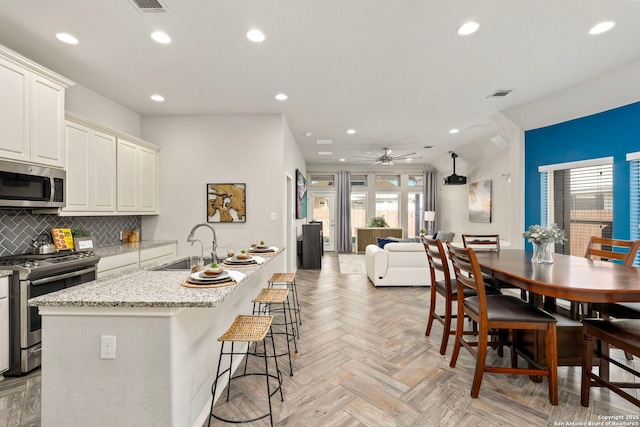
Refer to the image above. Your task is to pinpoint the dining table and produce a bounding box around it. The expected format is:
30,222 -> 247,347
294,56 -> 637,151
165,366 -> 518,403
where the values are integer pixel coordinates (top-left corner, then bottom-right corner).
472,249 -> 640,368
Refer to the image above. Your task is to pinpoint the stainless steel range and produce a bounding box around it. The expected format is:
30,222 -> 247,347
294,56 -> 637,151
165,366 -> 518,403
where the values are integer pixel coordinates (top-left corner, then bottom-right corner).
0,251 -> 100,375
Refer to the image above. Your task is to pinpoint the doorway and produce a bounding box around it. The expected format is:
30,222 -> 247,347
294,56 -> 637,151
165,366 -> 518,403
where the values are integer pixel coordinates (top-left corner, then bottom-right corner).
310,192 -> 335,252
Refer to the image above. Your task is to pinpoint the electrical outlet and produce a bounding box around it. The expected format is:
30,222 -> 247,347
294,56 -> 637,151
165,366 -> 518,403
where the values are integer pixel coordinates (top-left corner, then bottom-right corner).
270,212 -> 276,220
100,335 -> 116,359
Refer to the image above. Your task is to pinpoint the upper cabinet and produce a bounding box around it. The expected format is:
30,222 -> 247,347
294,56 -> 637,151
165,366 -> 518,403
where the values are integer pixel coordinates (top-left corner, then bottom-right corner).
62,113 -> 159,216
65,120 -> 117,213
117,138 -> 158,213
0,44 -> 73,168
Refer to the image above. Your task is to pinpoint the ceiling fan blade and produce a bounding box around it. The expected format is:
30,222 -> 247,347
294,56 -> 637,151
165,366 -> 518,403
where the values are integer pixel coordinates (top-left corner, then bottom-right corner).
391,152 -> 417,159
352,155 -> 379,159
371,160 -> 381,165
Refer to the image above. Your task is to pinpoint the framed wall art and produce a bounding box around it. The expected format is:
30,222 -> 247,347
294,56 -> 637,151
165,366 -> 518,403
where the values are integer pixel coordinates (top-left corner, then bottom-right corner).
207,183 -> 246,223
468,180 -> 492,223
296,169 -> 307,219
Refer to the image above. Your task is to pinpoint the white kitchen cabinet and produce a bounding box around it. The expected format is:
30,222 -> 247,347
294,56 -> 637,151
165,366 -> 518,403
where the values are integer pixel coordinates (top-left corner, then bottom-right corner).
64,120 -> 117,213
0,276 -> 9,374
139,243 -> 177,268
96,251 -> 139,279
0,45 -> 72,167
117,138 -> 158,213
97,243 -> 177,278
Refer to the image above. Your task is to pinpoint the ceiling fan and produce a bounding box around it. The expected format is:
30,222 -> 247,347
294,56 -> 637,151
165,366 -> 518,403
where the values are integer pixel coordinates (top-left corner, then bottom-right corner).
353,147 -> 421,165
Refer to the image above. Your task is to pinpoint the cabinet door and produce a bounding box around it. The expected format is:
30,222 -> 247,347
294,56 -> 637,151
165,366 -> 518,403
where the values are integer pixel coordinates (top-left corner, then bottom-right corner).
117,139 -> 139,211
30,74 -> 65,167
65,122 -> 91,210
92,131 -> 117,211
0,277 -> 8,374
138,146 -> 157,212
0,56 -> 30,162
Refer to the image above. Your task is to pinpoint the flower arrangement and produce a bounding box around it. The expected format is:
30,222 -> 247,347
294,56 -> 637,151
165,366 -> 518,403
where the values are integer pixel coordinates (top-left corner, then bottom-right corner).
522,224 -> 566,245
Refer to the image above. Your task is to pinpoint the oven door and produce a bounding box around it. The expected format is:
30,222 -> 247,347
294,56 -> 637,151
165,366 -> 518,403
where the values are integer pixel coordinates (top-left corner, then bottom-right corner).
21,265 -> 97,348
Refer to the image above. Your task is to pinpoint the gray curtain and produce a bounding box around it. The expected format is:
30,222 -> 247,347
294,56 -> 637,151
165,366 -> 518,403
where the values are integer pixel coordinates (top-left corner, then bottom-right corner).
336,171 -> 352,252
423,170 -> 438,233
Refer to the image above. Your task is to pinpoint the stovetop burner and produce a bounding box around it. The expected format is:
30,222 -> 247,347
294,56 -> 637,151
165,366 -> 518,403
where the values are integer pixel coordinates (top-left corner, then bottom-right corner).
0,250 -> 101,279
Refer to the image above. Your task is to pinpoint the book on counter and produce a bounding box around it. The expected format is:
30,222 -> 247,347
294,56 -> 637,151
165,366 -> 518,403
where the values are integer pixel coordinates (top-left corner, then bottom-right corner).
51,228 -> 74,250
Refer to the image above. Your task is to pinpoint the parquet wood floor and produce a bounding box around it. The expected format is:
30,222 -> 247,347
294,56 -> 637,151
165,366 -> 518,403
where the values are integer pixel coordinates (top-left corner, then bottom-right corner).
2,253 -> 639,426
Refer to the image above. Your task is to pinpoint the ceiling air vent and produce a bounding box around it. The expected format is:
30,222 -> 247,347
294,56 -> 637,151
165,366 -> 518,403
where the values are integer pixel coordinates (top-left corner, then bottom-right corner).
487,89 -> 513,98
129,0 -> 168,13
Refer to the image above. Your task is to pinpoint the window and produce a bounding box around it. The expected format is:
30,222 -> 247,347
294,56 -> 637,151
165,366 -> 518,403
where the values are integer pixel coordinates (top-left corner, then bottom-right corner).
539,158 -> 613,256
350,193 -> 367,241
375,175 -> 399,187
629,152 -> 640,266
407,192 -> 423,237
310,174 -> 334,187
350,174 -> 367,187
375,193 -> 399,227
408,175 -> 423,187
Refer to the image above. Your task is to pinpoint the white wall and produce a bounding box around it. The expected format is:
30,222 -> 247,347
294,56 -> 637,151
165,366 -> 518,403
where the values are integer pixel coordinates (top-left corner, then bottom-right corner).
65,84 -> 141,137
282,117 -> 306,269
140,114 -> 292,260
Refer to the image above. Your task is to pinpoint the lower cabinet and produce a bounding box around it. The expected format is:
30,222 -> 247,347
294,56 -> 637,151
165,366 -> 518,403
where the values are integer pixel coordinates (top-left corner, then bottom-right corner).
97,243 -> 177,279
0,276 -> 9,374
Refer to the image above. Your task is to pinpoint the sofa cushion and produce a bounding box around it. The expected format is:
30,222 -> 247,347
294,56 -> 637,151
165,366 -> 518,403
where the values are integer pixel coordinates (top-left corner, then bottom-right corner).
434,231 -> 455,242
376,237 -> 399,248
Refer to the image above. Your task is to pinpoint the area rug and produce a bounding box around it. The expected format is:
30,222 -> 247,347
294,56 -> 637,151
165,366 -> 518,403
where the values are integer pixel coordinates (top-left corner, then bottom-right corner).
338,254 -> 366,275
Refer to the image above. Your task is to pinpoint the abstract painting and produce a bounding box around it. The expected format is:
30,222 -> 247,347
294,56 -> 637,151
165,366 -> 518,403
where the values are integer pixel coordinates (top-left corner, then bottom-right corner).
207,183 -> 246,223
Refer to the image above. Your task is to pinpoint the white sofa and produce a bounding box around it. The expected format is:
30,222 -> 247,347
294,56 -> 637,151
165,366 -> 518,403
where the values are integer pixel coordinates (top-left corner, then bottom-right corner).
365,242 -> 430,287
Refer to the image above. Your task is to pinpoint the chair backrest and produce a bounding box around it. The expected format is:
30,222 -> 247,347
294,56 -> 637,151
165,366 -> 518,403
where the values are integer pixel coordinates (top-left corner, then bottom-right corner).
584,236 -> 640,266
446,243 -> 488,320
421,235 -> 452,290
461,234 -> 500,252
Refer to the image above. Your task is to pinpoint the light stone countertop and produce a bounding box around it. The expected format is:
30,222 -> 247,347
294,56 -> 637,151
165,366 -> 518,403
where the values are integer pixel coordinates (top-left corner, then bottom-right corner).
29,248 -> 282,309
0,270 -> 12,278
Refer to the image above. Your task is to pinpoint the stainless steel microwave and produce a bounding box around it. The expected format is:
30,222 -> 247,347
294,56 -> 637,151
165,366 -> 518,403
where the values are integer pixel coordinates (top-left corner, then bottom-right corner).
0,159 -> 65,208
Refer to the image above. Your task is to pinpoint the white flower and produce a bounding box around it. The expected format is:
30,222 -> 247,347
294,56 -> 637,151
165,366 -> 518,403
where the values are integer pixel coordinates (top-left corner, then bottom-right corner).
522,224 -> 566,245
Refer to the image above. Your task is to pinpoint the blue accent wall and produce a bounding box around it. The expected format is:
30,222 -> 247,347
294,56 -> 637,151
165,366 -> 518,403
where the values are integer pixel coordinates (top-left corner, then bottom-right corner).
525,101 -> 640,240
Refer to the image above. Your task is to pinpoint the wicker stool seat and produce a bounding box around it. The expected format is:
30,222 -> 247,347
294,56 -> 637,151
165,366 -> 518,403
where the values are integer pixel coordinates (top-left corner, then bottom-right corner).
252,288 -> 298,376
268,272 -> 301,335
208,315 -> 283,427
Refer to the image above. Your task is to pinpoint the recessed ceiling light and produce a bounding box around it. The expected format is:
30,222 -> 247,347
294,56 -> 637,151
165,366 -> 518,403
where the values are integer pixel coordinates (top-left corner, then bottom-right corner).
150,94 -> 165,102
339,158 -> 346,162
589,21 -> 615,35
151,31 -> 171,44
318,151 -> 332,155
274,93 -> 288,101
449,128 -> 459,134
458,21 -> 479,36
316,140 -> 333,145
304,132 -> 312,137
406,158 -> 413,162
56,33 -> 78,45
247,29 -> 266,42
346,129 -> 356,134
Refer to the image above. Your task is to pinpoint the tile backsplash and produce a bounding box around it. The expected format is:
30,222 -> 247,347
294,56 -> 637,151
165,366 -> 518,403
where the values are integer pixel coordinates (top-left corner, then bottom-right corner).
0,209 -> 141,256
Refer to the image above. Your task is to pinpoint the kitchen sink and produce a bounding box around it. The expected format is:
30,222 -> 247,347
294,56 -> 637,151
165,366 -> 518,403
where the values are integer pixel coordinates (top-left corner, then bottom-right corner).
153,258 -> 214,271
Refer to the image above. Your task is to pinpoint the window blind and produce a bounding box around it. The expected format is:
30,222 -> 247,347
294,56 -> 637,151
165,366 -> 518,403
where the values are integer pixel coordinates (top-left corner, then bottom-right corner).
540,172 -> 548,226
547,163 -> 613,256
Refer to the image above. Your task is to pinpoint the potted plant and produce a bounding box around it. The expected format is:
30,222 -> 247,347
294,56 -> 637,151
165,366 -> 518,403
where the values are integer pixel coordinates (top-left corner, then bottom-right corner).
369,216 -> 389,228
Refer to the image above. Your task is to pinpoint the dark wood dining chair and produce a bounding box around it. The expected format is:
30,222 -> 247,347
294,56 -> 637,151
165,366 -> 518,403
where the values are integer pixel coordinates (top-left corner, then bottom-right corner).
580,237 -> 640,318
581,318 -> 640,407
461,234 -> 527,301
446,243 -> 559,405
461,234 -> 500,252
421,236 -> 500,355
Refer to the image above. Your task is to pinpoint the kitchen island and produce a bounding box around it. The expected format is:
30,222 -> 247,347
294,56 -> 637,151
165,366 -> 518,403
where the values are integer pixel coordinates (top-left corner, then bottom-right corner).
30,248 -> 285,427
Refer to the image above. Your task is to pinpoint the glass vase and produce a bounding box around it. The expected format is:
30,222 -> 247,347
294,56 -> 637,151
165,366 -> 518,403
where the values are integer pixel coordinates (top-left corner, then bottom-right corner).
532,241 -> 554,264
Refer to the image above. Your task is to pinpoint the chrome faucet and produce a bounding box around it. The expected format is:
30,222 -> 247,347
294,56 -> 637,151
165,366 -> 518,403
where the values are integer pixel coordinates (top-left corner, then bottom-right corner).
187,223 -> 218,264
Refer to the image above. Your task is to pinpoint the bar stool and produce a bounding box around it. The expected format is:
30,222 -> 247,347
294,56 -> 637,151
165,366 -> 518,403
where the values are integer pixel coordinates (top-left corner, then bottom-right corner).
251,288 -> 298,376
208,315 -> 283,427
268,273 -> 301,334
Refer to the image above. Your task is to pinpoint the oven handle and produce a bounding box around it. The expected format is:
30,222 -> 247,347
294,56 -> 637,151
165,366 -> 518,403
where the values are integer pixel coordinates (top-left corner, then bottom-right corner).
29,266 -> 97,286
